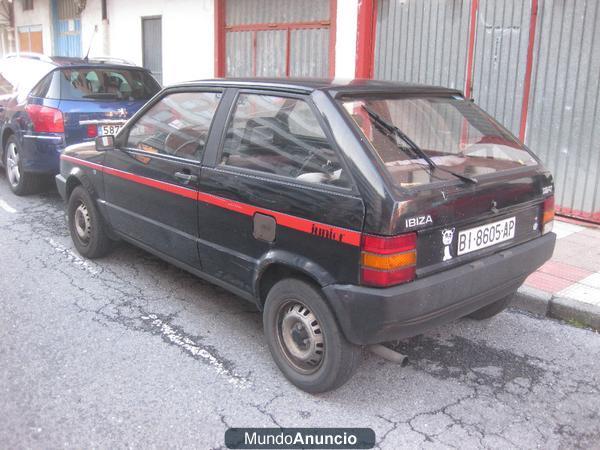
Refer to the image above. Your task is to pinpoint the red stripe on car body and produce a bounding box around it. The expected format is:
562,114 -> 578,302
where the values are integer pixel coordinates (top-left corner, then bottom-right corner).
60,154 -> 362,247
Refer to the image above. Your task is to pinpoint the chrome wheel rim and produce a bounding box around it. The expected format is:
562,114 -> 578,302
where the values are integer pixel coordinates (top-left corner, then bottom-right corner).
276,300 -> 325,374
6,142 -> 20,187
74,203 -> 91,243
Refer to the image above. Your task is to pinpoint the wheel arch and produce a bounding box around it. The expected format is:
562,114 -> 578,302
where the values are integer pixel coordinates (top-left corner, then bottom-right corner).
253,250 -> 335,310
1,126 -> 16,161
65,168 -> 98,200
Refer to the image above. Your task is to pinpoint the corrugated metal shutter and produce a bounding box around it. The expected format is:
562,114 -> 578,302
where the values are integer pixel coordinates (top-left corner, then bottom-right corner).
525,0 -> 600,222
225,0 -> 330,25
471,0 -> 531,136
374,0 -> 473,90
290,28 -> 330,77
224,0 -> 331,78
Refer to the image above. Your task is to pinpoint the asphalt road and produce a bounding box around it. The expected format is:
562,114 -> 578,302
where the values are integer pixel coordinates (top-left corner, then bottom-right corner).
0,174 -> 599,450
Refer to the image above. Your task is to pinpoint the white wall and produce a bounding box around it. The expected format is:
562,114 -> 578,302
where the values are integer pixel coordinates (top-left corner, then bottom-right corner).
105,0 -> 215,85
334,0 -> 358,80
80,0 -> 107,57
12,0 -> 53,55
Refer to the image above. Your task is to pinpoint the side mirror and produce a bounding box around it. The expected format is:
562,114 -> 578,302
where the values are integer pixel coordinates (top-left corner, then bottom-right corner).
95,135 -> 115,151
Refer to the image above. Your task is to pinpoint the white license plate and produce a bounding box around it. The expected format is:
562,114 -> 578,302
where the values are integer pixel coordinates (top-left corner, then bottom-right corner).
457,217 -> 516,256
98,124 -> 122,136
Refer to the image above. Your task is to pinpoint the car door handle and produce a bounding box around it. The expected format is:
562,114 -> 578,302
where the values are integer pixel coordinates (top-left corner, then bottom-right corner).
174,171 -> 198,183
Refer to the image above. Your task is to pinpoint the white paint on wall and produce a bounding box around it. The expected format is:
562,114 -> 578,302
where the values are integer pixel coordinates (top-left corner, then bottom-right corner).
105,0 -> 215,86
12,1 -> 53,55
334,0 -> 358,80
80,0 -> 107,57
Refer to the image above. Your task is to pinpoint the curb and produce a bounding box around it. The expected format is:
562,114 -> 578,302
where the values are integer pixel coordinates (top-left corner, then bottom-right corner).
512,285 -> 600,332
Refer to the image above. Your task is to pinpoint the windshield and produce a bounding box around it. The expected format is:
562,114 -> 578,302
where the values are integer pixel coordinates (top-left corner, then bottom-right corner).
58,68 -> 160,101
340,95 -> 538,187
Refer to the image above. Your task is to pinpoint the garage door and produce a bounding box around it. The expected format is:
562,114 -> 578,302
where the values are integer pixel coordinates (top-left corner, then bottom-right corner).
221,0 -> 335,78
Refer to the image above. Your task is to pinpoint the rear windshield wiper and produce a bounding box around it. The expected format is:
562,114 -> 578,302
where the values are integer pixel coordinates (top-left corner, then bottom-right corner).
361,105 -> 478,184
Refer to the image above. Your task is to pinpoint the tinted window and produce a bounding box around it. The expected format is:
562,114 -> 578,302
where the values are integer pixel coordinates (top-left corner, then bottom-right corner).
221,94 -> 351,188
340,96 -> 537,188
30,73 -> 53,97
0,73 -> 14,95
58,68 -> 160,101
126,91 -> 221,161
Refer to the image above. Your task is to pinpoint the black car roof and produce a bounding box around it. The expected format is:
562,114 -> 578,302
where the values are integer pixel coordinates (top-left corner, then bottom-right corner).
176,78 -> 464,97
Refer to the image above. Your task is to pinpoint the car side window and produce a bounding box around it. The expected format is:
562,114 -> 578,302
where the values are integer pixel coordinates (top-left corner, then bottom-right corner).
0,73 -> 14,95
221,93 -> 351,189
29,73 -> 53,98
126,91 -> 222,161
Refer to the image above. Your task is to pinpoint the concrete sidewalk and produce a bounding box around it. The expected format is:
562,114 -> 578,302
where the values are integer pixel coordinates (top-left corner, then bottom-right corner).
513,218 -> 600,330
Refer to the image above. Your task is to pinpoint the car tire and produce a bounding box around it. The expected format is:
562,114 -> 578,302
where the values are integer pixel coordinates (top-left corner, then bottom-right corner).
67,185 -> 112,258
467,295 -> 513,320
4,135 -> 42,196
263,278 -> 362,393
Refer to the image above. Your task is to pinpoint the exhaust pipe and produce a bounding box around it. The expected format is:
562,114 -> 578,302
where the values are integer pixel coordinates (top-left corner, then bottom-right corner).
368,344 -> 408,366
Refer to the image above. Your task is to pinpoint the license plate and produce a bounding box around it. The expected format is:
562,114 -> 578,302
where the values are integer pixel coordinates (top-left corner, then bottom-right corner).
98,124 -> 122,136
457,217 -> 516,256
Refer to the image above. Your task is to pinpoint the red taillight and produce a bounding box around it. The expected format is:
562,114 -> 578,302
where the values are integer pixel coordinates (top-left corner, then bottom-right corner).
542,195 -> 555,234
360,233 -> 417,287
87,124 -> 98,138
26,104 -> 64,133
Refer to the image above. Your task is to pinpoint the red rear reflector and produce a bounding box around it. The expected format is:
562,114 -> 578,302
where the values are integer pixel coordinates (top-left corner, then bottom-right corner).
87,124 -> 98,138
360,232 -> 417,287
361,266 -> 416,287
26,104 -> 64,133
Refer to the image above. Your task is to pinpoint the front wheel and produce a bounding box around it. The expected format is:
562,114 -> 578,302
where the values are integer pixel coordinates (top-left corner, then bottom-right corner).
67,186 -> 112,258
467,295 -> 513,320
263,278 -> 362,393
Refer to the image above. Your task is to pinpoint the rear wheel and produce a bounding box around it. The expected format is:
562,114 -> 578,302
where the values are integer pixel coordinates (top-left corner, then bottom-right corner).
263,278 -> 362,393
67,186 -> 112,258
467,295 -> 513,320
4,136 -> 41,195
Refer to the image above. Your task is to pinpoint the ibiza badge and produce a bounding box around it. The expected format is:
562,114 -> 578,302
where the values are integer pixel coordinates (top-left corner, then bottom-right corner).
442,228 -> 455,261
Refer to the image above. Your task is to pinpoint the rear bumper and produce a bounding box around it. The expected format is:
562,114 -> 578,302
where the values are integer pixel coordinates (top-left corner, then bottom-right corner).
21,134 -> 64,174
323,233 -> 556,345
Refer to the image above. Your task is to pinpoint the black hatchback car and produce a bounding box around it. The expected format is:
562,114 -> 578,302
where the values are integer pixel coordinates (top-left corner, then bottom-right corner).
56,79 -> 556,393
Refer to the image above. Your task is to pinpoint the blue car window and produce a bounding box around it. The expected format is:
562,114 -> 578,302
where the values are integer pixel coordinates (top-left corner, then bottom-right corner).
59,68 -> 160,101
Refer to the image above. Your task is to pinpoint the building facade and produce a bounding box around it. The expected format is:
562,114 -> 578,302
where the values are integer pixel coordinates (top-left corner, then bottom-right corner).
8,0 -> 600,224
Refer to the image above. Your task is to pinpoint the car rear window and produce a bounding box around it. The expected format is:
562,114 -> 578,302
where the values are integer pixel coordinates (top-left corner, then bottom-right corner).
58,68 -> 160,101
339,95 -> 538,188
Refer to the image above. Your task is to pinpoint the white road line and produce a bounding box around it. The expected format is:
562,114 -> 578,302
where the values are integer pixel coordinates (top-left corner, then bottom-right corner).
141,314 -> 250,388
0,199 -> 17,214
44,237 -> 101,276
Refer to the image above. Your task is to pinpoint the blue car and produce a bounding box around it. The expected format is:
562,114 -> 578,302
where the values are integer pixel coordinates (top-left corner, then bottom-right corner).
0,54 -> 161,195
